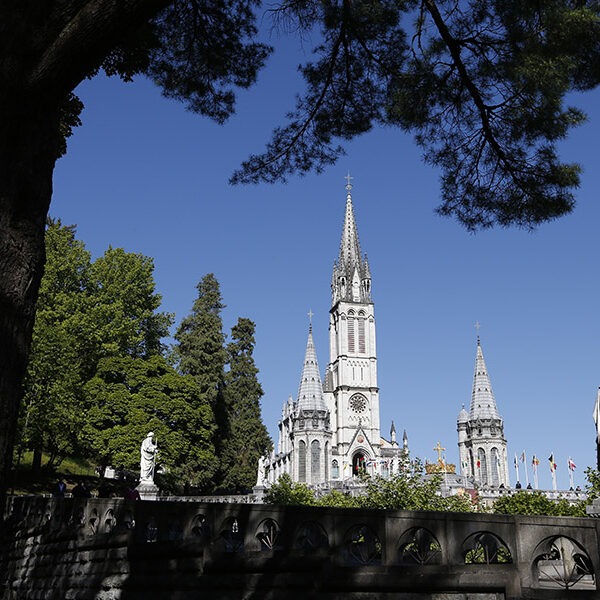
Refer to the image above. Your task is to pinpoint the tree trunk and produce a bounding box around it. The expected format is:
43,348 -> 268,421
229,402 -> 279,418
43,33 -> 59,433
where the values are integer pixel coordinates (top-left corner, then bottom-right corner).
0,96 -> 60,497
31,448 -> 43,474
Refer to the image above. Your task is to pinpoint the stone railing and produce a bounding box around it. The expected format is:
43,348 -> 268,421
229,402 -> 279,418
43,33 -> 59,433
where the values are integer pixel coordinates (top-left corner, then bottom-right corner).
1,495 -> 599,599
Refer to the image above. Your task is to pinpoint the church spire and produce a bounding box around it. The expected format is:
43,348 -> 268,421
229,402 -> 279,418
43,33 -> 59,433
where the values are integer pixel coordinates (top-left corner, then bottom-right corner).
469,337 -> 500,420
332,174 -> 372,304
296,321 -> 327,412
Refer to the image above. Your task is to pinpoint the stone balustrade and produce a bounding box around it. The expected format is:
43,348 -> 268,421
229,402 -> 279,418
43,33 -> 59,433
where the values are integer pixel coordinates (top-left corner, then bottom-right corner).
1,495 -> 599,599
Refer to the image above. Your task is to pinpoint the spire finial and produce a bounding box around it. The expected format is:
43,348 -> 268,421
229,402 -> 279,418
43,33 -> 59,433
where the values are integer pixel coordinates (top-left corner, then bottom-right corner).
475,320 -> 481,344
308,309 -> 314,333
345,171 -> 353,192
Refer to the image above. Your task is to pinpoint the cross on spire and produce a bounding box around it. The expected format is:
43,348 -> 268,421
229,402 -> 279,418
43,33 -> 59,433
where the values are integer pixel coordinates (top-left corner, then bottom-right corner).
433,441 -> 446,463
345,171 -> 353,191
475,320 -> 481,344
308,309 -> 314,332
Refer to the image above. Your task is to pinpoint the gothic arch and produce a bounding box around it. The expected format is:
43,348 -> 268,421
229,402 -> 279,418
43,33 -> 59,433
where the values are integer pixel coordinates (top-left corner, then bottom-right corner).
477,448 -> 488,484
398,527 -> 442,565
298,440 -> 307,482
532,536 -> 596,590
463,531 -> 512,564
343,524 -> 382,566
311,440 -> 321,483
490,447 -> 500,486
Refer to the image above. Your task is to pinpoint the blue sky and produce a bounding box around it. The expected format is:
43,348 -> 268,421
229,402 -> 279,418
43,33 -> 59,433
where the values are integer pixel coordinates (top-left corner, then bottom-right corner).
51,26 -> 600,491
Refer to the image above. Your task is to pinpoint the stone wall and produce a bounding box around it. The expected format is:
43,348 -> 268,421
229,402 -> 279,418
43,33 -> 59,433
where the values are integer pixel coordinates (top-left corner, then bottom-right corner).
1,496 -> 599,599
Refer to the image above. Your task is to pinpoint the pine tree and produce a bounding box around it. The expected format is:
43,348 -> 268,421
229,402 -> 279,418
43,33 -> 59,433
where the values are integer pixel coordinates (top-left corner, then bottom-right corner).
220,318 -> 272,492
175,274 -> 228,475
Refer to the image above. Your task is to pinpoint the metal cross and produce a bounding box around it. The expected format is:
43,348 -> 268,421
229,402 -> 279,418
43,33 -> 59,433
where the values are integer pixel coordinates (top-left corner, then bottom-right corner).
475,321 -> 481,332
345,171 -> 353,191
433,441 -> 446,463
308,309 -> 314,329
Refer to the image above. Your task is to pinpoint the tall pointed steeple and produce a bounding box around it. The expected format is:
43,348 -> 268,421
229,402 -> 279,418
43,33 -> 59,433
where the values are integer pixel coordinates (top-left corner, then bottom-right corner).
332,175 -> 372,304
296,322 -> 327,412
470,337 -> 500,420
339,185 -> 363,271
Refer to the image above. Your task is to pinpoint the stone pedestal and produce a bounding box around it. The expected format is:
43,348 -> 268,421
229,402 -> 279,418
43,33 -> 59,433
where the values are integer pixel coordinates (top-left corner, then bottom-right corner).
136,481 -> 159,501
252,485 -> 267,502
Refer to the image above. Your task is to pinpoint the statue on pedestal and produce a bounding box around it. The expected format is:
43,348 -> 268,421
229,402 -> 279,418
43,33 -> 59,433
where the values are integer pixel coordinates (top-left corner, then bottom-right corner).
140,432 -> 158,483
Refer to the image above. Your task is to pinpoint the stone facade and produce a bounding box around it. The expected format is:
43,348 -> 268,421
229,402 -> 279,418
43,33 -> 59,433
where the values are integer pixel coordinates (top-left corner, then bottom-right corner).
261,183 -> 406,488
2,495 -> 600,599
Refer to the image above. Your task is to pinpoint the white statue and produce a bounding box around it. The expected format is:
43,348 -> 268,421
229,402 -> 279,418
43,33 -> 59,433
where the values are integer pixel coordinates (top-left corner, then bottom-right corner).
140,432 -> 158,483
256,455 -> 267,487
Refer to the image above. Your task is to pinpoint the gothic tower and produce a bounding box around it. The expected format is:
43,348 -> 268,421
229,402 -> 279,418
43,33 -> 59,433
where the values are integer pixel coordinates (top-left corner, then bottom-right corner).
324,181 -> 381,474
291,324 -> 332,484
457,337 -> 510,487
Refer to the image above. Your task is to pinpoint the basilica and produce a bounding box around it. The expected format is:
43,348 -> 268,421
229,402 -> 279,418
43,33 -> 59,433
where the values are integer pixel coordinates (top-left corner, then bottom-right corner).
258,180 -> 510,491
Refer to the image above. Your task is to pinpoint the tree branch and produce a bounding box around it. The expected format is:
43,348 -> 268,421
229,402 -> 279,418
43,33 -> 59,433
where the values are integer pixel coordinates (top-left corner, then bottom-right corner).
28,0 -> 170,95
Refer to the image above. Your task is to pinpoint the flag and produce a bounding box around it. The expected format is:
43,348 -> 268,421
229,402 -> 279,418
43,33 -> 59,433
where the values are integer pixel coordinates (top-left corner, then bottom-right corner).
477,459 -> 481,468
343,462 -> 348,470
519,452 -> 526,463
514,455 -> 518,467
532,456 -> 540,467
497,456 -> 501,467
568,458 -> 577,471
548,454 -> 557,471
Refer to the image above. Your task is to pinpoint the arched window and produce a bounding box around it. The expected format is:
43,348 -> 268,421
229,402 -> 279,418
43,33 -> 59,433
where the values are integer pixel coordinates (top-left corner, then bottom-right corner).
311,440 -> 321,483
298,440 -> 306,482
348,313 -> 355,353
477,448 -> 488,485
358,317 -> 366,353
332,460 -> 339,479
490,447 -> 500,486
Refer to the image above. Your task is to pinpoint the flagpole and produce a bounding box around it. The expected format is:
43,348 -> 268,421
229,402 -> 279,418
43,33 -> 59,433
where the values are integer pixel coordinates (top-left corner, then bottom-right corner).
522,451 -> 529,487
550,453 -> 557,491
568,457 -> 574,489
533,457 -> 539,489
514,453 -> 520,486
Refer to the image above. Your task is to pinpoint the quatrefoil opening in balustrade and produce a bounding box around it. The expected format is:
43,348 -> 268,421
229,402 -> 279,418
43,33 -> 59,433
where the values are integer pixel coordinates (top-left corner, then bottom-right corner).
463,531 -> 512,564
293,521 -> 329,551
343,524 -> 382,566
398,527 -> 442,565
533,536 -> 596,590
255,518 -> 281,551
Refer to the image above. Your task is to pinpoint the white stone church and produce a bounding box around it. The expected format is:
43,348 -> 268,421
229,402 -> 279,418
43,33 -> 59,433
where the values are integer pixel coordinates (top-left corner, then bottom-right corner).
260,182 -> 408,487
259,180 -> 511,491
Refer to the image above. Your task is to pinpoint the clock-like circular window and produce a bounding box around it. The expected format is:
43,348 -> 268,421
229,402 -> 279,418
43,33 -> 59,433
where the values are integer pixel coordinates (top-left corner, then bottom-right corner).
349,394 -> 368,414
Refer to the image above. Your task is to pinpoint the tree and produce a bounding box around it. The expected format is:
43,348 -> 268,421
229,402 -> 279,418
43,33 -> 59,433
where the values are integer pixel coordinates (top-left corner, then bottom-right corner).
18,219 -> 91,471
219,318 -> 272,492
0,0 -> 269,494
3,0 -> 600,494
493,490 -> 586,517
175,274 -> 227,465
84,355 -> 217,490
263,473 -> 316,506
17,222 -> 172,471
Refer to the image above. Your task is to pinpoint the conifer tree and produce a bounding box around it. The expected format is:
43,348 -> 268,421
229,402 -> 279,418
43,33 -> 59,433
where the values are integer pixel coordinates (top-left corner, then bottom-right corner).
220,318 -> 271,492
175,274 -> 228,467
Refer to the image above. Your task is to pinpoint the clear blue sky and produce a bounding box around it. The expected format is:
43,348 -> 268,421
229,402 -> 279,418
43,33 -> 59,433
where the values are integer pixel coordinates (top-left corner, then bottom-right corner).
51,25 -> 600,491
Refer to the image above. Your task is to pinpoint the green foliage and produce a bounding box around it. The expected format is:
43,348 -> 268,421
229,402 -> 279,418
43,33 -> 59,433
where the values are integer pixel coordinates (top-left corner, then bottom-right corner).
585,467 -> 600,501
18,220 -> 173,468
219,318 -> 272,492
263,473 -> 316,506
493,490 -> 586,517
265,460 -> 477,512
84,355 -> 217,490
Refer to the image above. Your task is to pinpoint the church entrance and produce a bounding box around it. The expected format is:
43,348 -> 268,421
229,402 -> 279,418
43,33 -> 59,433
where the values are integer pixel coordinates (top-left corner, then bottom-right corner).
352,452 -> 366,476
